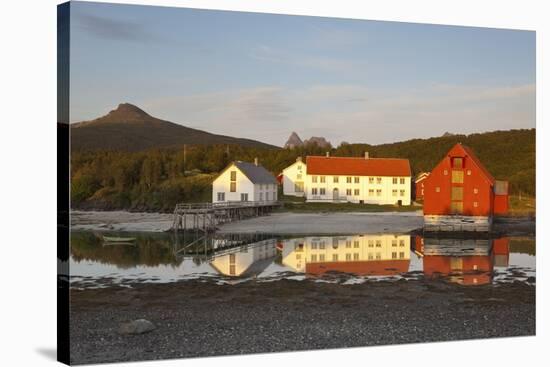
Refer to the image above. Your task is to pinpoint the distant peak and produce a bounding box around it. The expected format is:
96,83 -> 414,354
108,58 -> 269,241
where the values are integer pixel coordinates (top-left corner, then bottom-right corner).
108,103 -> 151,119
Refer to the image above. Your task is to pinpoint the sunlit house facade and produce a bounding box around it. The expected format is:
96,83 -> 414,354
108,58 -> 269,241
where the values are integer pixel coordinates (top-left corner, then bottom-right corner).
281,157 -> 306,197
212,159 -> 278,203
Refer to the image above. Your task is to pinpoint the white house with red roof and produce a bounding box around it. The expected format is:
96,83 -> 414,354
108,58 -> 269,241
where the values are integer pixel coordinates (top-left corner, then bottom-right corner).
302,152 -> 412,205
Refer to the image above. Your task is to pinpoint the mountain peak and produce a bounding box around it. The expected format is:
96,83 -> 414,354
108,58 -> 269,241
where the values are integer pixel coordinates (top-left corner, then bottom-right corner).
284,131 -> 303,149
106,103 -> 152,121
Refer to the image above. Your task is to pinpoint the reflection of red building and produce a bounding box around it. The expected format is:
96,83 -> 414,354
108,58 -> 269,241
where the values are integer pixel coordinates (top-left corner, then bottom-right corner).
305,260 -> 410,276
423,144 -> 509,231
413,235 -> 510,286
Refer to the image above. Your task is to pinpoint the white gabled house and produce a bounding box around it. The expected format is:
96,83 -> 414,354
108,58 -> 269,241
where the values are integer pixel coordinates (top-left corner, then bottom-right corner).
281,157 -> 306,197
212,159 -> 278,203
280,152 -> 412,205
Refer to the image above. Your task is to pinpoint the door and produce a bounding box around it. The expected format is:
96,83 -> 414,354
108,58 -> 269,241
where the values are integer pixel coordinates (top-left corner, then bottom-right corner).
333,188 -> 339,201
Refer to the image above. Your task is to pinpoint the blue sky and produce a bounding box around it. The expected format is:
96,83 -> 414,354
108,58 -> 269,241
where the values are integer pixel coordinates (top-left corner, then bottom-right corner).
69,1 -> 535,146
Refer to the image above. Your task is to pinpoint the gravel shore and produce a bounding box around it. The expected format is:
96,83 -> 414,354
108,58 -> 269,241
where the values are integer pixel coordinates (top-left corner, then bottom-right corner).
69,279 -> 535,365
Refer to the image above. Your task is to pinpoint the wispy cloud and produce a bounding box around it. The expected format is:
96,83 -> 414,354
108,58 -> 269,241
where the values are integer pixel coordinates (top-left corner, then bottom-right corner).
74,13 -> 158,43
250,45 -> 363,72
141,82 -> 535,146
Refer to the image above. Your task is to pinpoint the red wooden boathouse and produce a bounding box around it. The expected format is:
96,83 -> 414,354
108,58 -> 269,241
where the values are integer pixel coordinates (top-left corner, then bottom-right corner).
423,143 -> 509,231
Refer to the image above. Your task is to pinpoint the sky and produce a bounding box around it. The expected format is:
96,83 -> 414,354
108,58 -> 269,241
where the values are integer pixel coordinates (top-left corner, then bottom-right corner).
69,1 -> 536,147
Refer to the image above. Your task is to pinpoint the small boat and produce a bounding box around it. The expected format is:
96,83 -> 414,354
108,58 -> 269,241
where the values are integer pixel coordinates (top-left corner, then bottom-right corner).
102,235 -> 136,243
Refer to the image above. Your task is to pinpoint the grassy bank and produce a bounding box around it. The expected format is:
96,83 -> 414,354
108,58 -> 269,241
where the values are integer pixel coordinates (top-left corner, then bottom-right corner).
508,195 -> 536,216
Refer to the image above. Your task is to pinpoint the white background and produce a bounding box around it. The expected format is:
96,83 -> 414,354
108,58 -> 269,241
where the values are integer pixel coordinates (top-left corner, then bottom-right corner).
0,0 -> 547,366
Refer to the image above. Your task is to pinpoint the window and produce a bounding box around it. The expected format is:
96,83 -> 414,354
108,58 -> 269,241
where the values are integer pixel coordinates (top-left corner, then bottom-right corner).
399,239 -> 405,247
369,189 -> 374,196
319,254 -> 325,261
312,176 -> 318,183
332,254 -> 339,262
376,252 -> 381,260
452,157 -> 464,169
451,201 -> 463,213
259,193 -> 263,201
474,201 -> 478,208
319,242 -> 325,250
376,189 -> 382,196
333,176 -> 339,183
392,189 -> 398,197
230,182 -> 237,192
354,240 -> 359,248
392,240 -> 397,247
297,165 -> 302,171
311,188 -> 318,195
393,177 -> 398,184
473,188 -> 478,194
230,171 -> 237,181
452,170 -> 464,184
399,252 -> 405,259
354,177 -> 360,183
346,240 -> 351,248
346,189 -> 352,196
266,192 -> 270,201
376,240 -> 382,247
376,177 -> 382,184
368,253 -> 374,260
295,182 -> 304,192
436,186 -> 440,193
297,173 -> 302,180
241,193 -> 248,201
392,252 -> 397,259
369,177 -> 374,184
217,192 -> 225,201
229,265 -> 235,275
467,170 -> 472,176
346,176 -> 352,183
311,254 -> 317,262
444,170 -> 448,176
346,253 -> 352,261
368,240 -> 374,248
296,254 -> 301,260
354,253 -> 360,261
400,189 -> 405,197
320,188 -> 326,195
311,242 -> 317,249
451,187 -> 463,200
400,178 -> 405,184
320,176 -> 326,183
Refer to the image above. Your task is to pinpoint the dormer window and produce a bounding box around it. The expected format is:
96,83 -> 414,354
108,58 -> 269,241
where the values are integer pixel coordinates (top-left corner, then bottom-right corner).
452,157 -> 464,169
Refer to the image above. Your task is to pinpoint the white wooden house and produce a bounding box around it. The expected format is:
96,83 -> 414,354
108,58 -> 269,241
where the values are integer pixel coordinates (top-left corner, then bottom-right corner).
280,152 -> 412,205
281,157 -> 306,197
212,159 -> 278,203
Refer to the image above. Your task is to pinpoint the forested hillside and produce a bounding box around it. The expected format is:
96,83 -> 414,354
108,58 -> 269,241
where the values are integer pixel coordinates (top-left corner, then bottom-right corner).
71,129 -> 535,211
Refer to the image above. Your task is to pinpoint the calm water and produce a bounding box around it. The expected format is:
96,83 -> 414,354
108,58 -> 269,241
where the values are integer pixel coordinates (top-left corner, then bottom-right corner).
70,231 -> 535,288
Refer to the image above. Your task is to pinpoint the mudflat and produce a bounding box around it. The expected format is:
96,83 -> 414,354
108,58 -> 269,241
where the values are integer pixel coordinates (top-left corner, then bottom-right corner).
70,279 -> 535,365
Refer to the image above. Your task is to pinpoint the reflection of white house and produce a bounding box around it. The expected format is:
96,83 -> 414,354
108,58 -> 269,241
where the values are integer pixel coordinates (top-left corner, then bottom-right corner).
280,153 -> 412,205
212,159 -> 278,203
281,157 -> 306,197
279,234 -> 411,275
210,239 -> 278,276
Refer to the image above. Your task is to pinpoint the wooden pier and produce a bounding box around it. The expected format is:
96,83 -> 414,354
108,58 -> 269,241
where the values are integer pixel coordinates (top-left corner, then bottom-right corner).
172,201 -> 280,233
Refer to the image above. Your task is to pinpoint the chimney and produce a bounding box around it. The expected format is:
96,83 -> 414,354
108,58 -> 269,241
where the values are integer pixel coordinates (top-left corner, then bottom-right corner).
296,156 -> 302,162
254,157 -> 259,166
326,151 -> 330,157
364,151 -> 369,159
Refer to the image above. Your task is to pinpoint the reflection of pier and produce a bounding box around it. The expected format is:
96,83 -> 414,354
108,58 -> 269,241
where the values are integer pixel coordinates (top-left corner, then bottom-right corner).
172,201 -> 280,233
173,231 -> 277,261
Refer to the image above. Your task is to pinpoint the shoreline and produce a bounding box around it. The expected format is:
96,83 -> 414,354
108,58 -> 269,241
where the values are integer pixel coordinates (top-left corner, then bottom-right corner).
69,279 -> 535,365
71,210 -> 535,236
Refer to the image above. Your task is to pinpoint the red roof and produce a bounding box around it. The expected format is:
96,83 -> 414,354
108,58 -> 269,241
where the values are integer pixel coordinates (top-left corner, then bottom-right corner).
305,260 -> 410,276
306,156 -> 411,177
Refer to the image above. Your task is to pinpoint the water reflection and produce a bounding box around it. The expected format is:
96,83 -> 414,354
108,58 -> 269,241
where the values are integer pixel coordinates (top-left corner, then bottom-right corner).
69,231 -> 535,288
279,235 -> 411,276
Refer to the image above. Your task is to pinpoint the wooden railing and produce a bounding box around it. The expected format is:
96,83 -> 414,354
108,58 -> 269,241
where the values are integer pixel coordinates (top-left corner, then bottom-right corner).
174,200 -> 280,212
